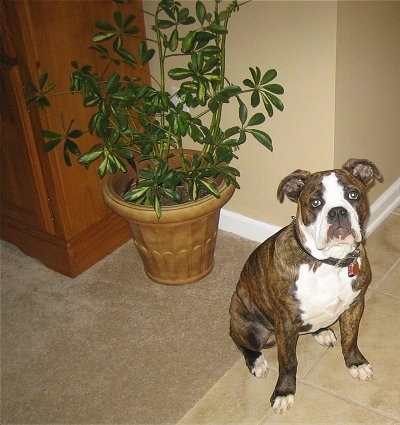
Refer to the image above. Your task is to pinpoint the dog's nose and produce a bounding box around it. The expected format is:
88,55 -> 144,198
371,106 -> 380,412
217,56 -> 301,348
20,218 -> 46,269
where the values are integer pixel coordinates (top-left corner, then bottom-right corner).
328,207 -> 348,221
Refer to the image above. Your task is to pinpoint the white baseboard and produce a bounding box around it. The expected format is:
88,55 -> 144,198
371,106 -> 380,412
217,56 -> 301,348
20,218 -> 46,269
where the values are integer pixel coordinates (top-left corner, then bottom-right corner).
366,177 -> 400,236
219,177 -> 400,242
219,209 -> 281,243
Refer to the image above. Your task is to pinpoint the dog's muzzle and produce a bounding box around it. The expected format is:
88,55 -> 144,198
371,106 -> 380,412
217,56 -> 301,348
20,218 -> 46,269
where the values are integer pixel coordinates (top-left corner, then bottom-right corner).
327,207 -> 354,240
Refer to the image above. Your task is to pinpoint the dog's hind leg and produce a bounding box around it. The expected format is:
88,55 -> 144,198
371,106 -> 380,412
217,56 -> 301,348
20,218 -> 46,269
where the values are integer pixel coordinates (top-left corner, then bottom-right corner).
230,316 -> 273,378
239,345 -> 269,378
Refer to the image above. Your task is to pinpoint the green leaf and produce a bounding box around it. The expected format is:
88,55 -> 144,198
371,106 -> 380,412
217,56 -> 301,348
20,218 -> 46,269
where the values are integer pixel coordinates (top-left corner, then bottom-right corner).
168,68 -> 193,80
199,178 -> 220,198
194,31 -> 215,49
246,129 -> 273,151
251,90 -> 260,107
42,130 -> 63,139
27,80 -> 38,93
157,19 -> 175,29
123,14 -> 135,30
247,113 -> 265,127
177,7 -> 188,21
261,94 -> 273,117
238,99 -> 247,125
37,96 -> 51,109
123,25 -> 139,35
181,30 -> 196,53
38,72 -> 48,90
95,20 -> 116,31
106,72 -> 120,94
169,28 -> 179,52
196,1 -> 206,25
224,126 -> 240,138
250,67 -> 261,84
68,129 -> 83,139
242,78 -> 254,88
260,69 -> 277,85
218,85 -> 241,99
116,147 -> 133,159
42,83 -> 56,94
162,188 -> 181,203
208,23 -> 228,34
113,35 -> 122,52
78,146 -> 103,164
26,95 -> 38,103
265,84 -> 284,94
114,10 -> 123,28
154,195 -> 161,219
92,32 -> 115,42
114,110 -> 128,130
43,138 -> 62,152
139,41 -> 155,65
98,157 -> 108,177
266,92 -> 284,111
66,138 -> 80,156
84,96 -> 101,107
124,186 -> 149,201
116,48 -> 136,64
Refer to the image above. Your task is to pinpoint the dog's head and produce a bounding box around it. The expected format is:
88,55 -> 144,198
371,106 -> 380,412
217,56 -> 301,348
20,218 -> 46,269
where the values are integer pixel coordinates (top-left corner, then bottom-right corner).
277,159 -> 381,260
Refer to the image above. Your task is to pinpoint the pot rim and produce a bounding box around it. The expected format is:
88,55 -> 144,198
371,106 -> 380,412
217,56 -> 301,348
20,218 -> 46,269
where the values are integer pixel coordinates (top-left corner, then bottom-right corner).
102,164 -> 235,224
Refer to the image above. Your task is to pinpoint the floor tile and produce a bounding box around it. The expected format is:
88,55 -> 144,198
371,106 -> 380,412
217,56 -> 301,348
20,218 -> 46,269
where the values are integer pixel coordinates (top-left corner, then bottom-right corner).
259,382 -> 398,424
378,260 -> 400,299
177,360 -> 278,425
259,329 -> 335,379
303,292 -> 400,419
366,213 -> 400,290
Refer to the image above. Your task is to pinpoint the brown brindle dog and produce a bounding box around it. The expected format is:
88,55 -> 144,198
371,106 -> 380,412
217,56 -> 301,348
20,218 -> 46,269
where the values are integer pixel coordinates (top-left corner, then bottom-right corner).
229,159 -> 381,413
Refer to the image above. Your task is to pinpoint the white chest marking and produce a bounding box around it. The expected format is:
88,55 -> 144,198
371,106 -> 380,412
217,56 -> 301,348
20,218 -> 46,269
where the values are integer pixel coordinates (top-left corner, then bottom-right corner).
295,262 -> 360,333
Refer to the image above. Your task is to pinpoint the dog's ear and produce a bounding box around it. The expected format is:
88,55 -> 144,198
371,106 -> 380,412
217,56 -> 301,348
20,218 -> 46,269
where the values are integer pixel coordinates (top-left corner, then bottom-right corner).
342,158 -> 382,186
277,170 -> 311,203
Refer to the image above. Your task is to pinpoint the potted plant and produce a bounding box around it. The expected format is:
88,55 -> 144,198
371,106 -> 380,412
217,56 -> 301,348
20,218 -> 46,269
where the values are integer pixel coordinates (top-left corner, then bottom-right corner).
26,0 -> 284,285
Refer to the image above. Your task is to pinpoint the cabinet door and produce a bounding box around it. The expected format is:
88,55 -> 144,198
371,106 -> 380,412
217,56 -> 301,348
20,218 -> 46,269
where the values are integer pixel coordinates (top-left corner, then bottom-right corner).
0,3 -> 55,234
21,0 -> 150,239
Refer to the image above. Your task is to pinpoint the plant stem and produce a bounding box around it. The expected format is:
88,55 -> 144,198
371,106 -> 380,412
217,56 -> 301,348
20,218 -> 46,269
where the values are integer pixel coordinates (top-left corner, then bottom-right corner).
203,1 -> 231,158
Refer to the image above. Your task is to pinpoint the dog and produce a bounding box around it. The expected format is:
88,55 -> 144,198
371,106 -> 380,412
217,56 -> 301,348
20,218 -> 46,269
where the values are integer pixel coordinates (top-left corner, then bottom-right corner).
229,158 -> 381,413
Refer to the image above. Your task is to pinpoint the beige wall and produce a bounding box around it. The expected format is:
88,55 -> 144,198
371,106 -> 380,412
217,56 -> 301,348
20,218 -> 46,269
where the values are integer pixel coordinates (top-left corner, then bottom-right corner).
223,1 -> 338,225
334,1 -> 400,205
143,1 -> 400,227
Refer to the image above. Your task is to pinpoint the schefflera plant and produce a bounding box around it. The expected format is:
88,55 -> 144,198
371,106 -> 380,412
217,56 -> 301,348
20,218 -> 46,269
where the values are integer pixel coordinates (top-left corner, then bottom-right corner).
27,0 -> 284,218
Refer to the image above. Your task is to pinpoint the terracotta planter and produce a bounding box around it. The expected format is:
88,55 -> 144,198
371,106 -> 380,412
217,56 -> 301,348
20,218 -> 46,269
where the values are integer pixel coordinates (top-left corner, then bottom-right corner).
103,150 -> 235,285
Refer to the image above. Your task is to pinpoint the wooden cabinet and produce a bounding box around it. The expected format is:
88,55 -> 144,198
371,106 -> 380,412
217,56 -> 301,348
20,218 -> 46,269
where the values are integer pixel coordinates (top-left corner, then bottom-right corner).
0,0 -> 149,276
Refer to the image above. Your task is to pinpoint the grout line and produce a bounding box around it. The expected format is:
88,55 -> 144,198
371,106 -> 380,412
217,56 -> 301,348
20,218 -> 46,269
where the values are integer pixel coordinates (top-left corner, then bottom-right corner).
296,379 -> 400,422
373,256 -> 400,296
176,357 -> 244,424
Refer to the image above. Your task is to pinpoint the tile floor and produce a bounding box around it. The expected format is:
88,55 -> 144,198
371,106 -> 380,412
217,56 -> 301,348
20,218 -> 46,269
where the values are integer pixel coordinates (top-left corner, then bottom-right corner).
177,208 -> 400,425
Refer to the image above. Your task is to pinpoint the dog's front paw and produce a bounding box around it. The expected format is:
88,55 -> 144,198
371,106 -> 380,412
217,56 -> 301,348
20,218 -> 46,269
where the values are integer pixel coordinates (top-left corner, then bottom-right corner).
272,394 -> 295,413
349,363 -> 374,380
251,355 -> 269,378
313,328 -> 337,347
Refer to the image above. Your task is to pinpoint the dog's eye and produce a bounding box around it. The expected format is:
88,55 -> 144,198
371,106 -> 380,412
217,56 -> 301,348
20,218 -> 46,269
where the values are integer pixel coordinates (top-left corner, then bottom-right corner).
311,199 -> 322,208
348,191 -> 359,200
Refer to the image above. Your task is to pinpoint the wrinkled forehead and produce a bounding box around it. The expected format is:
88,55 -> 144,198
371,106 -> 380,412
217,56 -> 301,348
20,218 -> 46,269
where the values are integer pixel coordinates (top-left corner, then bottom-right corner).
300,169 -> 361,200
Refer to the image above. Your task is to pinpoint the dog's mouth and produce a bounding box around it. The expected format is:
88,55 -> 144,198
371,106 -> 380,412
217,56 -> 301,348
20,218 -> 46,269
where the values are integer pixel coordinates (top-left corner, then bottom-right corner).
327,223 -> 354,241
318,224 -> 359,258
316,218 -> 360,252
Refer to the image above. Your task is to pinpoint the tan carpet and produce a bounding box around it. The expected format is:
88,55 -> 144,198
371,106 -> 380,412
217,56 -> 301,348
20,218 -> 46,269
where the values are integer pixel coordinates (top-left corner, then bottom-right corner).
1,230 -> 258,424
